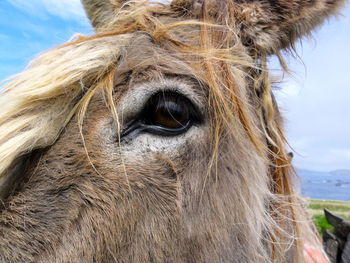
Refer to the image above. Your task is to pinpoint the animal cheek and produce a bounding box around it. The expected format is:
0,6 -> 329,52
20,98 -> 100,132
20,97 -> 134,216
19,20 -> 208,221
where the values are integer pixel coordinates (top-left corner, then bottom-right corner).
119,125 -> 208,158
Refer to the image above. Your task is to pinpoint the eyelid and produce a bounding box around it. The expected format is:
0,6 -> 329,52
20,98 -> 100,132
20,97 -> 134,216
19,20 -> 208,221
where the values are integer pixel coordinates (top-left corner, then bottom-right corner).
142,91 -> 202,125
121,119 -> 193,138
116,79 -> 207,130
120,91 -> 202,139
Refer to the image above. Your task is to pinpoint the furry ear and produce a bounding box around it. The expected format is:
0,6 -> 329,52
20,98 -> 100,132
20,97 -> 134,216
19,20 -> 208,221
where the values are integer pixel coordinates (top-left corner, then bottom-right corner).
171,0 -> 348,55
236,0 -> 347,54
81,0 -> 124,30
0,155 -> 32,205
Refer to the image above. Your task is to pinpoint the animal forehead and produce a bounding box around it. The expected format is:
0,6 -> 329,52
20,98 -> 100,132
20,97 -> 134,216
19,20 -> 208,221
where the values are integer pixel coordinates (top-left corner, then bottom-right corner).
114,34 -> 204,87
119,33 -> 198,71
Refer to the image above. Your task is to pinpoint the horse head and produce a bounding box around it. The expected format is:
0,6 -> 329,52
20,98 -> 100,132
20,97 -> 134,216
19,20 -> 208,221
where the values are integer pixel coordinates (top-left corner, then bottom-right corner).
0,0 -> 347,262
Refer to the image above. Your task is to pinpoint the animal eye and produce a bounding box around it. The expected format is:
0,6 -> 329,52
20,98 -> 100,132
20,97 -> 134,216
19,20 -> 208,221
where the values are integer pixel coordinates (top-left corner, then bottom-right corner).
121,91 -> 201,138
145,93 -> 191,129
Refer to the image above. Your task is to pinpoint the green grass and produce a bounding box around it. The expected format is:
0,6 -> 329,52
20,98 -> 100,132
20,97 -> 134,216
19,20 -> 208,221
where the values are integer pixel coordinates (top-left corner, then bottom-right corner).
307,199 -> 350,235
308,199 -> 350,214
312,214 -> 334,234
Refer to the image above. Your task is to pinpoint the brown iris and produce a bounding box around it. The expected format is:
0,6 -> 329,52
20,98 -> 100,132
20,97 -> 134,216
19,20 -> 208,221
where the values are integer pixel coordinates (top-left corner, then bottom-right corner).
142,91 -> 200,131
121,91 -> 201,138
150,100 -> 189,129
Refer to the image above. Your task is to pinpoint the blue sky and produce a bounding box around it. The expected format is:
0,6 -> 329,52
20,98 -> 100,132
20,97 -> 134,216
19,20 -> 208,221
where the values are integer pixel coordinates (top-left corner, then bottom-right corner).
273,2 -> 350,172
0,0 -> 91,79
0,0 -> 349,172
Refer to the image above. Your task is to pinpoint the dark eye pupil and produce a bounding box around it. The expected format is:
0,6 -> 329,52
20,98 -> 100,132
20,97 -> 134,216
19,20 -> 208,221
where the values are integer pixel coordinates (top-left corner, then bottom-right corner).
151,101 -> 189,128
121,91 -> 202,139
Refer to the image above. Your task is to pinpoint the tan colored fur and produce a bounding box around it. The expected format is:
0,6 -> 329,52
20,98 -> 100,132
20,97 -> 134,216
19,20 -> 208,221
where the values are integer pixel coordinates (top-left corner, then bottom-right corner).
0,0 -> 347,262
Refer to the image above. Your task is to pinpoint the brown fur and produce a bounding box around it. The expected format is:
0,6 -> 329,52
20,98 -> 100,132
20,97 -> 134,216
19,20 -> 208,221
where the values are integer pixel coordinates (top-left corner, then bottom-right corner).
0,0 -> 347,262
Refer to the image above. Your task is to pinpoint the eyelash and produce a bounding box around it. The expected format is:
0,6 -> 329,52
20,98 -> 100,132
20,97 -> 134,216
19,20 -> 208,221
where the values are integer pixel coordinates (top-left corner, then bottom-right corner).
120,91 -> 202,139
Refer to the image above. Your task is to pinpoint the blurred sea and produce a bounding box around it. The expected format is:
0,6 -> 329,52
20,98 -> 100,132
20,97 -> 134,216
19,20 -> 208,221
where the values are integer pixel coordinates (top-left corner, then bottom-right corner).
297,169 -> 350,201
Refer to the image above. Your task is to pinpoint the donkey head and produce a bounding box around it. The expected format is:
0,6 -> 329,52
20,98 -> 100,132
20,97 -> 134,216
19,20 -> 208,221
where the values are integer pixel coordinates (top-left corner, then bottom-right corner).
0,0 -> 347,262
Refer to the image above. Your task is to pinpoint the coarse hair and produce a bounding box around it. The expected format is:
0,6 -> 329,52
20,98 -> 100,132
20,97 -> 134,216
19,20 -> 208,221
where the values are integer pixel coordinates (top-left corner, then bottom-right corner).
0,1 -> 324,261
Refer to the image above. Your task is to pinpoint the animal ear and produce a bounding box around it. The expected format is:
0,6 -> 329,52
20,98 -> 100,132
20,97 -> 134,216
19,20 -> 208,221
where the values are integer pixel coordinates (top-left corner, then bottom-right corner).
171,0 -> 347,55
0,155 -> 31,204
81,0 -> 124,30
324,209 -> 343,228
235,0 -> 347,54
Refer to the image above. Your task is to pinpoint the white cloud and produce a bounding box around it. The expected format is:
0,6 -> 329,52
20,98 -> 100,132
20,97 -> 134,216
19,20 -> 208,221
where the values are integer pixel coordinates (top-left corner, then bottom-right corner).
274,81 -> 303,102
273,5 -> 350,172
7,0 -> 88,24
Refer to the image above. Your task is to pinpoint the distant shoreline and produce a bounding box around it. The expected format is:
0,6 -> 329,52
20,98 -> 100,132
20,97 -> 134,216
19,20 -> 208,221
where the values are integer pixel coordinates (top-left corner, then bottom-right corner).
297,168 -> 350,176
298,169 -> 350,201
307,198 -> 350,203
330,170 -> 350,176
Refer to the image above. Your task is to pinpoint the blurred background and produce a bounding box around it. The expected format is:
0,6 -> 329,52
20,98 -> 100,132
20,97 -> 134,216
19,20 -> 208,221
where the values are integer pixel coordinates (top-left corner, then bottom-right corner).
0,1 -> 349,225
